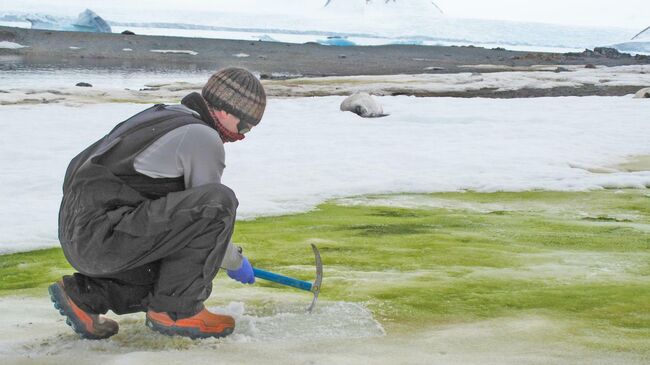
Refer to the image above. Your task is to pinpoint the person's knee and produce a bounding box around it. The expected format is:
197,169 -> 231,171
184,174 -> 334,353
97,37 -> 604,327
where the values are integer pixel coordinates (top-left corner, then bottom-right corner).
193,183 -> 239,211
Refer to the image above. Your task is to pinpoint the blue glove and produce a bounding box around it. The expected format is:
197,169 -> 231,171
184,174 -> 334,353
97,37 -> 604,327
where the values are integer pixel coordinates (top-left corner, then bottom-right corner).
227,256 -> 255,284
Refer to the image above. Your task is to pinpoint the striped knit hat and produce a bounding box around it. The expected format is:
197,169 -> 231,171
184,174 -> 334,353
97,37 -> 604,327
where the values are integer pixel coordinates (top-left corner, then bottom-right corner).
202,67 -> 266,125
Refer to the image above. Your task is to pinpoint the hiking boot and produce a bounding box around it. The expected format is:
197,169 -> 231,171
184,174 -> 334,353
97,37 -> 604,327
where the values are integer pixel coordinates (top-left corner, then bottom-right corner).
48,281 -> 119,340
145,307 -> 235,339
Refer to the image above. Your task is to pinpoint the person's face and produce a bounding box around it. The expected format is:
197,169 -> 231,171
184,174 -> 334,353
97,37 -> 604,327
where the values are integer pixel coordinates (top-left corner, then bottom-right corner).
213,109 -> 254,134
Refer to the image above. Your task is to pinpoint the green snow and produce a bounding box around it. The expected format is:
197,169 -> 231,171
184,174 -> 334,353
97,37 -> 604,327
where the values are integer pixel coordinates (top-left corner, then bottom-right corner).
1,189 -> 649,353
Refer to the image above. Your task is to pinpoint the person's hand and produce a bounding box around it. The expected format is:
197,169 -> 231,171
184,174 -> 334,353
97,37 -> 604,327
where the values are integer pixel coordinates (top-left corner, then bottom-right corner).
227,256 -> 255,284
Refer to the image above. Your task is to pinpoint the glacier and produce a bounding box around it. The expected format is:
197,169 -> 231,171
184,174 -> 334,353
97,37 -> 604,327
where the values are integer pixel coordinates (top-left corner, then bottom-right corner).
0,0 -> 642,53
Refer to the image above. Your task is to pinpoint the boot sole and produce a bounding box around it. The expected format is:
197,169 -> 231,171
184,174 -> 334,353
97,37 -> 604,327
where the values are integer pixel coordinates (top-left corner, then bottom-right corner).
145,317 -> 234,340
48,282 -> 114,340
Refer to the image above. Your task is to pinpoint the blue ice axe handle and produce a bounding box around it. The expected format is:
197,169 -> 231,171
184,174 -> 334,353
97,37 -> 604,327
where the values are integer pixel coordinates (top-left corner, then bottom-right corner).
252,268 -> 312,292
251,244 -> 323,313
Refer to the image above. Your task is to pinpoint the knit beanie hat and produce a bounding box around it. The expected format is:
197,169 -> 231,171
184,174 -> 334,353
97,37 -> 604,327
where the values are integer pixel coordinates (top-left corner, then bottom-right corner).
202,67 -> 266,126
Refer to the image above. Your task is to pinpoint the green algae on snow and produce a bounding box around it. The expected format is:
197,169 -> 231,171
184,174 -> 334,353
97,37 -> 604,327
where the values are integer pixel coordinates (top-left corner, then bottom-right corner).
1,189 -> 649,352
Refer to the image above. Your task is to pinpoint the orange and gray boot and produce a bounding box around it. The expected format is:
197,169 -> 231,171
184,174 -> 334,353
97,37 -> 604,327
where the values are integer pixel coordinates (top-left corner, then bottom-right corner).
145,306 -> 235,339
48,281 -> 119,340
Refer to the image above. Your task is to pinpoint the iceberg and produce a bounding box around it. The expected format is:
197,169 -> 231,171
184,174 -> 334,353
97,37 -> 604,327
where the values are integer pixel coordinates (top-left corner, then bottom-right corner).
612,26 -> 650,55
317,36 -> 356,46
28,9 -> 111,33
612,41 -> 650,54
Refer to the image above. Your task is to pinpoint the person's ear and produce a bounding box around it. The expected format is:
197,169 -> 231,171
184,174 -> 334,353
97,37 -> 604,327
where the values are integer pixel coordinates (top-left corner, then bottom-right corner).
213,110 -> 227,120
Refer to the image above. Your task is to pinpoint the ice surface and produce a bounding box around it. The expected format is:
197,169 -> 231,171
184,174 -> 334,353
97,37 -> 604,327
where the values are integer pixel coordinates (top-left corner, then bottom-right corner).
0,296 -> 384,361
0,295 -> 646,365
0,95 -> 649,253
2,300 -> 382,353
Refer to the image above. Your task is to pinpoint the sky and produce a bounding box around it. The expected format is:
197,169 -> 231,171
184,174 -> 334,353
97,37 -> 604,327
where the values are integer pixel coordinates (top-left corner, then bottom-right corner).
435,0 -> 649,29
0,0 -> 647,30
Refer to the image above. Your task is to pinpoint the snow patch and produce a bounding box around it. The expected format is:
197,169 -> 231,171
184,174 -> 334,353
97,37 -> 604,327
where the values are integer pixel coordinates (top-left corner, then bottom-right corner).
0,41 -> 27,49
1,96 -> 650,252
5,65 -> 648,105
233,53 -> 249,58
150,49 -> 198,55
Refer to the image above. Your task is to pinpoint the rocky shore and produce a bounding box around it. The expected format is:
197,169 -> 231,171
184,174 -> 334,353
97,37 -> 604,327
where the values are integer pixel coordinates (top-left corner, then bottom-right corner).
2,26 -> 649,98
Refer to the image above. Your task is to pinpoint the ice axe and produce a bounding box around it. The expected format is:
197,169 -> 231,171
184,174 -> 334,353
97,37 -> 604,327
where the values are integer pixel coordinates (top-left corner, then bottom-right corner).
252,244 -> 323,313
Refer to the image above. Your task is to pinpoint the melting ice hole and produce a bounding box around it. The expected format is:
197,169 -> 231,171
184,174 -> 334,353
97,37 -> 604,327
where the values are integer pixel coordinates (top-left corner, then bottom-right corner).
222,301 -> 385,343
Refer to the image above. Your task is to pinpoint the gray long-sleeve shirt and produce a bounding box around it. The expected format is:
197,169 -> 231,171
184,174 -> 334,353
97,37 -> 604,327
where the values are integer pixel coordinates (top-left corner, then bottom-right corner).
133,115 -> 243,271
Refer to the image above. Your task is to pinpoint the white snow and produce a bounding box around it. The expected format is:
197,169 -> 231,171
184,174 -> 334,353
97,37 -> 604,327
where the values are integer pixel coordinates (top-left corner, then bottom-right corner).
233,53 -> 250,58
0,95 -> 649,253
0,41 -> 27,49
150,49 -> 198,55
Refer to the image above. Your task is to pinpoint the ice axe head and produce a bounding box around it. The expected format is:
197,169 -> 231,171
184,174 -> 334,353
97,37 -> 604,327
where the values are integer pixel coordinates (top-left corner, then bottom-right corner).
307,243 -> 323,313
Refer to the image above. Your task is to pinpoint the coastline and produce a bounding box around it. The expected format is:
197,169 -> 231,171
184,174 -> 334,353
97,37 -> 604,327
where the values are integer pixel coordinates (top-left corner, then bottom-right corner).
2,25 -> 649,77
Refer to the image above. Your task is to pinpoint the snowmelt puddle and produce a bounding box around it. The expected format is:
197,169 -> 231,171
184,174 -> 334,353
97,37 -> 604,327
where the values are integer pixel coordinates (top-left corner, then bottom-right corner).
6,301 -> 384,356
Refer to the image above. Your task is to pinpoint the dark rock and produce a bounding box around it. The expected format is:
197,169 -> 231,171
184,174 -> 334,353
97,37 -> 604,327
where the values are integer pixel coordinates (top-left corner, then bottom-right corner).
585,63 -> 596,69
593,47 -> 630,58
121,30 -> 135,35
554,67 -> 569,73
566,49 -> 595,57
338,54 -> 347,59
260,74 -> 270,80
566,48 -> 631,59
492,47 -> 506,51
75,82 -> 92,87
0,29 -> 15,40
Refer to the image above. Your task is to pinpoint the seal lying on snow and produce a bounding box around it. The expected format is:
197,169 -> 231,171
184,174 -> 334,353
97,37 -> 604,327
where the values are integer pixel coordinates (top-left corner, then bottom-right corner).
340,92 -> 389,118
634,87 -> 650,98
